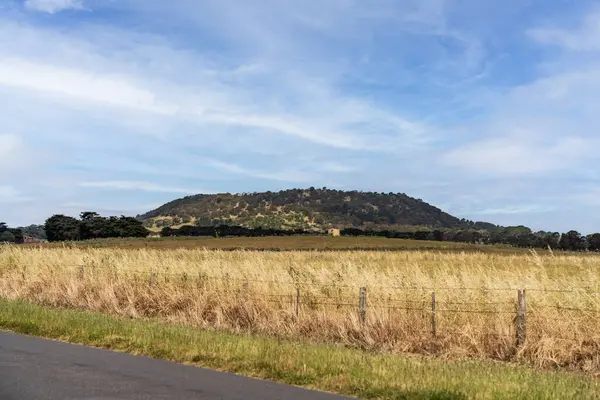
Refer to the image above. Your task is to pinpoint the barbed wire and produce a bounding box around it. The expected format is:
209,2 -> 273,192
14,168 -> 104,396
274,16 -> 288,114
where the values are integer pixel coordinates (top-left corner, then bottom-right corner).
436,309 -> 515,314
375,306 -> 429,311
306,302 -> 356,307
530,306 -> 600,313
437,301 -> 515,306
527,288 -> 600,293
13,265 -> 600,317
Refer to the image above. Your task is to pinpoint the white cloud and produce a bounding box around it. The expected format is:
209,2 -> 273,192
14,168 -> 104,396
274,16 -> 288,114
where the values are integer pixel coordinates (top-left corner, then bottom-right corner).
528,11 -> 600,51
79,181 -> 208,194
0,58 -> 177,115
62,202 -> 163,214
317,162 -> 356,173
0,134 -> 27,176
570,187 -> 600,208
0,21 -> 427,151
8,0 -> 600,233
205,160 -> 315,182
0,186 -> 32,203
24,0 -> 84,14
443,134 -> 592,176
471,205 -> 556,216
0,133 -> 22,160
443,15 -> 600,179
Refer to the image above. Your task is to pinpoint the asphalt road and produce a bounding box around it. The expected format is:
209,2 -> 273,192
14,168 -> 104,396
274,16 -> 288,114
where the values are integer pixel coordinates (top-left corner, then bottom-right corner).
0,332 -> 353,400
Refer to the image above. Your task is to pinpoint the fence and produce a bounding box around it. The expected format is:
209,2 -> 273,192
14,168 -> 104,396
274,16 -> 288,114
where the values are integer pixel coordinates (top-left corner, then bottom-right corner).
13,264 -> 600,347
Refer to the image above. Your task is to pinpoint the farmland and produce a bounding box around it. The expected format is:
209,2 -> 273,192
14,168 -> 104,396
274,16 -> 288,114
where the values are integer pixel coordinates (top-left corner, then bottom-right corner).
27,235 -> 540,253
2,244 -> 600,374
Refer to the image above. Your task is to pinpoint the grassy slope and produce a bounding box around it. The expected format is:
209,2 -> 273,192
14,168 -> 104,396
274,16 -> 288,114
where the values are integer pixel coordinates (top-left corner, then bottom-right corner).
27,236 -> 538,254
0,299 -> 597,399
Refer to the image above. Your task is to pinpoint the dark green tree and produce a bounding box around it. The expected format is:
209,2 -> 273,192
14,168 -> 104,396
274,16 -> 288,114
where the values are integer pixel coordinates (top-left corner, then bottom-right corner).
44,215 -> 81,242
559,230 -> 585,251
108,216 -> 149,238
8,228 -> 24,244
17,225 -> 46,240
79,212 -> 108,239
587,233 -> 600,252
0,230 -> 15,243
0,223 -> 23,243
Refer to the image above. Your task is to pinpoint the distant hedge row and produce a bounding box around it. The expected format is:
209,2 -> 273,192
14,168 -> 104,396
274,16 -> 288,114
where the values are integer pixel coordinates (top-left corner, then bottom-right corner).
161,225 -> 321,238
160,225 -> 600,252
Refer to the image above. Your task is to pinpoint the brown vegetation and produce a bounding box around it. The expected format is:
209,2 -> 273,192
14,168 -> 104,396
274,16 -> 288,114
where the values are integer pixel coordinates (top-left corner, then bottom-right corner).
26,235 -> 537,253
2,245 -> 600,373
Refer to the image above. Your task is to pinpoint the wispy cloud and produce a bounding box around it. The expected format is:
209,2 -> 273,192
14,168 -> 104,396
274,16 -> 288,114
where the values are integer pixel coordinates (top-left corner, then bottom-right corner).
205,160 -> 315,183
5,0 -> 600,233
472,205 -> 557,216
569,187 -> 600,208
0,22 -> 427,152
443,134 -> 593,176
0,58 -> 177,115
0,133 -> 22,163
317,162 -> 357,173
0,186 -> 32,203
61,202 -> 163,215
527,10 -> 600,51
24,0 -> 84,14
79,181 -> 208,194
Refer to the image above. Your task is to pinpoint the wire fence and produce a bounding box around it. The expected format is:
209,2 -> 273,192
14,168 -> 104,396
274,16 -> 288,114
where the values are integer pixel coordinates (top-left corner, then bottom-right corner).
12,264 -> 600,345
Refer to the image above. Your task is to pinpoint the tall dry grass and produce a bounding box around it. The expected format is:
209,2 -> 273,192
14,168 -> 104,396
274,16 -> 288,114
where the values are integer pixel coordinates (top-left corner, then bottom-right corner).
2,245 -> 600,372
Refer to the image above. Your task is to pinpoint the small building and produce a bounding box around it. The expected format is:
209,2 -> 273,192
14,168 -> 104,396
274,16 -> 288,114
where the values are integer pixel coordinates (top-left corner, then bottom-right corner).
23,236 -> 43,244
327,229 -> 341,237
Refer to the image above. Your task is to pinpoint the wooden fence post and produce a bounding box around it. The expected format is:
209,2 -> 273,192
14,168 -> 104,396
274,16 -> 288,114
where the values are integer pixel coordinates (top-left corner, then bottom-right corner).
359,287 -> 367,326
431,291 -> 437,337
196,273 -> 202,290
78,265 -> 84,281
295,287 -> 300,318
242,278 -> 249,298
516,289 -> 527,347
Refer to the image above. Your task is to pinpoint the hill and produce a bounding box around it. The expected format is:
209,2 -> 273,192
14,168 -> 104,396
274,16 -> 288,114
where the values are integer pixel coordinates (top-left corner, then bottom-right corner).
137,188 -> 495,232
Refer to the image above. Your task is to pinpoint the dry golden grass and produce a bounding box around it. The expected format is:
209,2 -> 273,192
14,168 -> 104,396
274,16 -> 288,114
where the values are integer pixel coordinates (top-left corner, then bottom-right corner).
2,245 -> 600,373
29,235 -> 535,253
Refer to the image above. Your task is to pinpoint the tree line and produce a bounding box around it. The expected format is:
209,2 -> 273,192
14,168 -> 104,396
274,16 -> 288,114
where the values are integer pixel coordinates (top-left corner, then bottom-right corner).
4,211 -> 600,253
44,213 -> 149,242
162,223 -> 600,252
161,225 -> 318,238
341,227 -> 600,251
0,223 -> 24,244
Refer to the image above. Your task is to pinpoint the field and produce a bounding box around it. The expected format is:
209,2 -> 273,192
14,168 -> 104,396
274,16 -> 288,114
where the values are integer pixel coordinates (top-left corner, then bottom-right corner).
29,235 -> 539,253
2,244 -> 600,376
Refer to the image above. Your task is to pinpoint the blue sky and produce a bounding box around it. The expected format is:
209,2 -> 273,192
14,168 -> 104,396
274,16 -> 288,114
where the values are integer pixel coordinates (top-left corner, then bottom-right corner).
2,0 -> 600,232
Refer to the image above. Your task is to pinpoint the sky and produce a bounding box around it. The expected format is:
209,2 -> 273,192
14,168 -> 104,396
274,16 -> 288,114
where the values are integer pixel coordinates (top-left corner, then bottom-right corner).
2,0 -> 600,233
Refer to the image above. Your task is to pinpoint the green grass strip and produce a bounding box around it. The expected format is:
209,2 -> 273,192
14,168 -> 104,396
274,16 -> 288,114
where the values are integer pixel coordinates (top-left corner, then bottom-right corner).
0,299 -> 597,399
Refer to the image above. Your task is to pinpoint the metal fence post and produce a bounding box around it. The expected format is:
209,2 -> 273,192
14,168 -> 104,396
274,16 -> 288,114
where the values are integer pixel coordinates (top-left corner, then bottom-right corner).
431,291 -> 437,337
516,289 -> 527,347
359,287 -> 367,325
